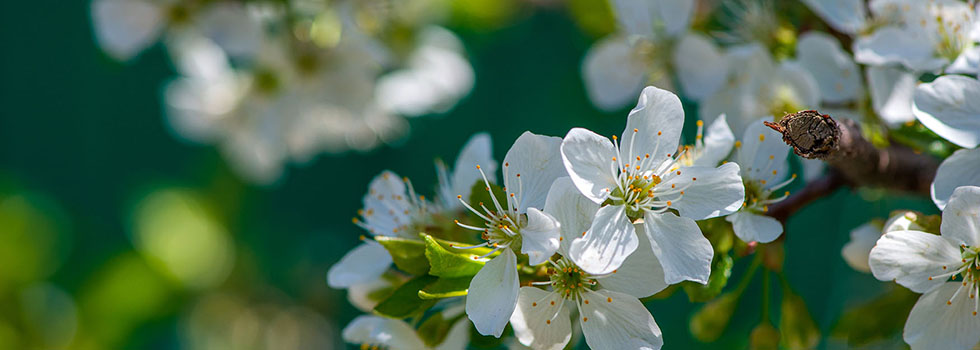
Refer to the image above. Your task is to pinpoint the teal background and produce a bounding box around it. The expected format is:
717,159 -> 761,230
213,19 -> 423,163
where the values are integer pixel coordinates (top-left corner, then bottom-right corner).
0,0 -> 941,348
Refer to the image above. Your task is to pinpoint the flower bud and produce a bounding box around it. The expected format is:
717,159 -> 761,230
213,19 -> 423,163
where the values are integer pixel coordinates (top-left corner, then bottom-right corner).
750,322 -> 780,350
690,293 -> 739,342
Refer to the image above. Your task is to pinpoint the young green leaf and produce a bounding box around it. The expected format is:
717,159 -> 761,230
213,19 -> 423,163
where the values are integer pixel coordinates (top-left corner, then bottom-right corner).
375,236 -> 429,275
373,275 -> 437,318
421,233 -> 487,277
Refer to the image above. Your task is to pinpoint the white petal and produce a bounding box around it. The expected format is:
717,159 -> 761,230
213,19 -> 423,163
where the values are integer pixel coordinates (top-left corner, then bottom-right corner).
560,128 -> 619,203
521,208 -> 561,266
569,205 -> 638,275
841,222 -> 882,273
596,225 -> 668,298
509,287 -> 571,350
342,315 -> 428,350
727,211 -> 783,244
867,65 -> 917,126
853,26 -> 946,71
91,0 -> 164,61
195,2 -> 263,58
773,60 -> 821,110
673,33 -> 729,100
658,163 -> 744,220
466,249 -> 519,337
913,75 -> 980,148
435,318 -> 471,350
503,132 -> 565,213
621,86 -> 685,167
796,32 -> 864,103
940,186 -> 980,248
802,0 -> 867,34
946,46 -> 980,75
738,117 -> 791,188
450,133 -> 497,205
868,230 -> 962,293
643,212 -> 713,284
327,241 -> 393,288
933,148 -> 980,210
544,177 -> 600,255
579,289 -> 663,350
692,114 -> 735,167
611,0 -> 694,38
581,36 -> 648,111
903,283 -> 980,350
347,277 -> 396,312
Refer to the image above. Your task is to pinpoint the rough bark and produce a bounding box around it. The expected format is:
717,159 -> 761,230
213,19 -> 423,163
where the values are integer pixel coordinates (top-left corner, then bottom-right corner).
765,110 -> 938,195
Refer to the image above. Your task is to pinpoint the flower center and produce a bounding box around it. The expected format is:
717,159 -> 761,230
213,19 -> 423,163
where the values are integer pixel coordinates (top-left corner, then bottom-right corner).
548,258 -> 597,301
354,174 -> 431,238
453,164 -> 528,254
604,130 -> 695,220
929,245 -> 980,316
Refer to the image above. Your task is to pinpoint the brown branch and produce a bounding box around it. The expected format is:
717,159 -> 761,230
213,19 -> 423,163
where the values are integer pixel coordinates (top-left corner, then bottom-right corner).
765,110 -> 938,195
767,170 -> 847,223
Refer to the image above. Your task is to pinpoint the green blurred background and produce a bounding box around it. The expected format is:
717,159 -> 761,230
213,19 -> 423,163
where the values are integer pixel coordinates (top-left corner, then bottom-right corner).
0,0 -> 940,348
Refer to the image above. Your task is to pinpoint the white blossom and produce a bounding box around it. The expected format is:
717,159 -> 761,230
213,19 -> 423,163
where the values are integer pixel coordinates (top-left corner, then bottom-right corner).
560,86 -> 743,283
869,186 -> 980,350
913,75 -> 980,149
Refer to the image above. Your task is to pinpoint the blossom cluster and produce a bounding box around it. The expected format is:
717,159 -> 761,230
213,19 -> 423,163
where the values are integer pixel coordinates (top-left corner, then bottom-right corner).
327,85 -> 804,349
91,0 -> 474,184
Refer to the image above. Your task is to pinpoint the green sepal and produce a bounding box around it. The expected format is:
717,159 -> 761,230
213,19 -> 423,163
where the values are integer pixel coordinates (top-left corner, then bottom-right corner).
418,311 -> 465,347
422,233 -> 488,278
419,275 -> 474,299
375,236 -> 429,275
682,254 -> 734,302
373,275 -> 437,318
779,289 -> 820,350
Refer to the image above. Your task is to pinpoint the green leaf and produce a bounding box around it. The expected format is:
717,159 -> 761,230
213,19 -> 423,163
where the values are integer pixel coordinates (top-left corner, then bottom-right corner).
374,275 -> 437,318
831,286 -> 918,346
690,292 -> 740,342
419,276 -> 474,299
422,234 -> 487,277
375,236 -> 429,275
682,254 -> 734,302
418,311 -> 465,347
780,290 -> 820,350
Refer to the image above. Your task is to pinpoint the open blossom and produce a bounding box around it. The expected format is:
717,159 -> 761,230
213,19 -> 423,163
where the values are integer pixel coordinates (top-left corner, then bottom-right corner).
725,117 -> 794,244
327,134 -> 493,290
913,75 -> 980,149
455,131 -> 566,337
560,86 -> 744,284
855,0 -> 979,74
869,186 -> 980,350
508,177 -> 667,350
582,0 -> 729,109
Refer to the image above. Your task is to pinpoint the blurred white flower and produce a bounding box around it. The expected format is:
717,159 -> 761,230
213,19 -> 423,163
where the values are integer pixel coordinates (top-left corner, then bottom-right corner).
700,44 -> 820,135
913,75 -> 980,149
582,0 -> 728,110
377,26 -> 475,117
342,313 -> 470,350
866,65 -> 917,126
855,0 -> 978,73
796,32 -> 864,104
869,186 -> 980,350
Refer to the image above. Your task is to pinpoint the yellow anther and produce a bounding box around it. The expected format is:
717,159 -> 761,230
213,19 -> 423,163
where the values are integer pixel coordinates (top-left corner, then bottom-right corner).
772,170 -> 777,175
583,317 -> 589,322
697,120 -> 704,127
584,299 -> 590,304
735,141 -> 742,148
532,302 -> 537,307
667,201 -> 672,206
546,320 -> 551,324
657,131 -> 662,136
476,165 -> 481,169
612,135 -> 618,140
607,297 -> 613,302
633,128 -> 639,133
760,180 -> 767,185
759,134 -> 765,141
